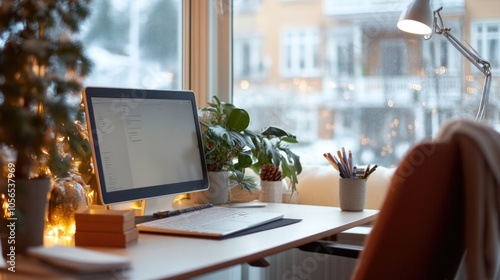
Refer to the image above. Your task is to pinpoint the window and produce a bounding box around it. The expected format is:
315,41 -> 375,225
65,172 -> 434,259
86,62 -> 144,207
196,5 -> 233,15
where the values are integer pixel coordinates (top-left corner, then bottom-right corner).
379,40 -> 406,76
234,0 -> 261,14
233,35 -> 266,81
281,28 -> 320,77
472,21 -> 500,72
82,0 -> 182,90
232,0 -> 500,167
327,27 -> 355,77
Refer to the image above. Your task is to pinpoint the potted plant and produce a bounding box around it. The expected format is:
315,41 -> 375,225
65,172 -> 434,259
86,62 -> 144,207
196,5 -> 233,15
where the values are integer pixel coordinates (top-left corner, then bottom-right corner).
192,97 -> 257,204
0,0 -> 92,254
251,126 -> 302,203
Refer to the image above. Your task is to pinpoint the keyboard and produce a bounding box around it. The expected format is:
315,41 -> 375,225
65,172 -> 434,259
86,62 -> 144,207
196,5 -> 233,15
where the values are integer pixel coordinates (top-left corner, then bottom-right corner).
136,206 -> 284,238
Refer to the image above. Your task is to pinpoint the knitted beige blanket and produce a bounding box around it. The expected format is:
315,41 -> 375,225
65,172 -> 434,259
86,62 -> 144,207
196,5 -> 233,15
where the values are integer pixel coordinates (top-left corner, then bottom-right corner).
437,119 -> 500,280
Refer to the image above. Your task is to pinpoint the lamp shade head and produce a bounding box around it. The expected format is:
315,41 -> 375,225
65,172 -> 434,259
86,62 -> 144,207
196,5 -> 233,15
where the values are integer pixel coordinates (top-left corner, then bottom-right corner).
397,0 -> 433,35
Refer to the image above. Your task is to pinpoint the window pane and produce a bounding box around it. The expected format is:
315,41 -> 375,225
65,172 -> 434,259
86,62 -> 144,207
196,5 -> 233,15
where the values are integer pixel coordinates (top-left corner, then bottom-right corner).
82,0 -> 182,90
233,1 -> 500,167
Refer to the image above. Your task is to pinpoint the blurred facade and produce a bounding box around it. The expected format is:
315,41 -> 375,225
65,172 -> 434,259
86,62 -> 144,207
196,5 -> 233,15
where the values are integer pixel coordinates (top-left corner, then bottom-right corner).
232,0 -> 500,167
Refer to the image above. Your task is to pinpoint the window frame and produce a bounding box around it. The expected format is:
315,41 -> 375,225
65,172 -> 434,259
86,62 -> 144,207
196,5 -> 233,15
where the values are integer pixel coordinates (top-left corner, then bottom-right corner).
280,27 -> 321,78
187,0 -> 232,106
471,20 -> 500,73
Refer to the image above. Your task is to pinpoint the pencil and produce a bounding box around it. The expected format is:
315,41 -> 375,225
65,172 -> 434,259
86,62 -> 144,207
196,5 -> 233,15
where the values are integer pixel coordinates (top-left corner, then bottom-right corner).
323,153 -> 339,172
364,164 -> 370,179
366,164 -> 378,178
337,151 -> 348,172
348,150 -> 353,178
333,155 -> 349,178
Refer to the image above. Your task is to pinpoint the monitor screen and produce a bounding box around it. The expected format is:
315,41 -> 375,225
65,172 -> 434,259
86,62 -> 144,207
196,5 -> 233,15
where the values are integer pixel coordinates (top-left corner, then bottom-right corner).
82,87 -> 208,205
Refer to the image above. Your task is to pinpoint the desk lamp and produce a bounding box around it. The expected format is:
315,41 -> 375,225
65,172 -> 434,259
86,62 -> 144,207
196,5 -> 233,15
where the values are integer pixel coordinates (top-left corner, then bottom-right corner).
397,0 -> 492,121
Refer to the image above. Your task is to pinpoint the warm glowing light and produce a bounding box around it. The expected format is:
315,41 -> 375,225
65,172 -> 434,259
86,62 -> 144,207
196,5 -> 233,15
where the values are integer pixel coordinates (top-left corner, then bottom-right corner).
408,83 -> 422,91
299,81 -> 308,91
465,75 -> 474,82
327,81 -> 337,88
360,136 -> 369,145
320,110 -> 330,118
46,220 -> 76,238
408,124 -> 414,130
435,66 -> 446,75
45,231 -> 74,246
240,80 -> 250,90
387,100 -> 394,107
86,190 -> 95,206
2,194 -> 11,218
347,84 -> 355,91
326,123 -> 336,130
466,87 -> 476,94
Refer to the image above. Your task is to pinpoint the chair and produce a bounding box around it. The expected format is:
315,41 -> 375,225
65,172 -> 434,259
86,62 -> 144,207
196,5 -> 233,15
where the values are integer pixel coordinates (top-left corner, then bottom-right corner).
301,119 -> 500,280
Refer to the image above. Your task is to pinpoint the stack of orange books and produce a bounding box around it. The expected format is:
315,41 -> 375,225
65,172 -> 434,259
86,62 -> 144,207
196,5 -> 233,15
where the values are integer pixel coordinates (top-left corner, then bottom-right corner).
74,209 -> 138,248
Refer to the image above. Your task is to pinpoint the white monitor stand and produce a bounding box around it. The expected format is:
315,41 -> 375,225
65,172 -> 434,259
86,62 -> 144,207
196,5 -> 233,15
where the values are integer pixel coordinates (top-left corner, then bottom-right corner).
104,195 -> 177,216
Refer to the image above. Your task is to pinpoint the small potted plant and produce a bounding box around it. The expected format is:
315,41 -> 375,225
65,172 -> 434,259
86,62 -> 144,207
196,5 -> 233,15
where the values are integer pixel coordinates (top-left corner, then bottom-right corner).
251,127 -> 302,203
192,97 -> 257,204
0,0 -> 92,253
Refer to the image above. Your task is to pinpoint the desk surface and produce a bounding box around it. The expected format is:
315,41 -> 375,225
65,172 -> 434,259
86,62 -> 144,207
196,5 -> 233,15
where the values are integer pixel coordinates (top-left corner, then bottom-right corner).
10,203 -> 377,280
99,203 -> 377,280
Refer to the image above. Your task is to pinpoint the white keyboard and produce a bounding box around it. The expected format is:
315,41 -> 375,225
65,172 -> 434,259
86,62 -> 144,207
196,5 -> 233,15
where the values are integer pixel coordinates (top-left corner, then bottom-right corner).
136,206 -> 284,238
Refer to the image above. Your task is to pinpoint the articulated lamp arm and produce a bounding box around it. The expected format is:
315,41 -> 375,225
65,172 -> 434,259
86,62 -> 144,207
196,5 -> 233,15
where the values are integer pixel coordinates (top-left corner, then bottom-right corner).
426,7 -> 492,121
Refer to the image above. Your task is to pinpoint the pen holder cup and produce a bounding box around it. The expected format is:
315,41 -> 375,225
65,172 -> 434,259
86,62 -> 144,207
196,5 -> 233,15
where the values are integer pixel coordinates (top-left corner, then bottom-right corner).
339,178 -> 367,211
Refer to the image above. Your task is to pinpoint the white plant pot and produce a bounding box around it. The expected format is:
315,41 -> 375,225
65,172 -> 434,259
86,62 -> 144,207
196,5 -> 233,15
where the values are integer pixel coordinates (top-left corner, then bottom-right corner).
191,171 -> 230,205
259,180 -> 285,203
282,190 -> 299,204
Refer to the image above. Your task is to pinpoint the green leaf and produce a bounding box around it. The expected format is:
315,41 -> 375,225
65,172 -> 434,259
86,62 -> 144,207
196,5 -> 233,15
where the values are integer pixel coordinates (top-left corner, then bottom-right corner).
234,152 -> 253,170
281,136 -> 298,143
286,150 -> 302,174
261,126 -> 292,137
225,108 -> 250,132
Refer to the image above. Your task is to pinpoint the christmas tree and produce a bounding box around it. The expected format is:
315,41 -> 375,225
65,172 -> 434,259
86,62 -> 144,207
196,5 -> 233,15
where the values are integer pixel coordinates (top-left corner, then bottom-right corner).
0,0 -> 93,179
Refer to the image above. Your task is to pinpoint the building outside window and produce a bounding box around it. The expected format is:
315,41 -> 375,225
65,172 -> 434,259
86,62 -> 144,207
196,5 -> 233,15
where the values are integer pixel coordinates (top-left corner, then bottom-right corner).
233,35 -> 266,81
79,0 -> 500,169
472,21 -> 500,72
281,28 -> 321,78
233,0 -> 500,167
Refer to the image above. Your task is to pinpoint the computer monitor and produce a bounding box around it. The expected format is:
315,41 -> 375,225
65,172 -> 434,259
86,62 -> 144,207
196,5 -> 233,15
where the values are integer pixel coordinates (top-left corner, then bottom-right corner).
82,87 -> 209,205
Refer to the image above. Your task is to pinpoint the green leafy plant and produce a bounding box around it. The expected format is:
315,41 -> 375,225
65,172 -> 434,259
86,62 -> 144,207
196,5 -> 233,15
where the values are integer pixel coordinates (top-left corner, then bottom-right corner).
198,96 -> 257,190
251,126 -> 302,193
0,0 -> 92,179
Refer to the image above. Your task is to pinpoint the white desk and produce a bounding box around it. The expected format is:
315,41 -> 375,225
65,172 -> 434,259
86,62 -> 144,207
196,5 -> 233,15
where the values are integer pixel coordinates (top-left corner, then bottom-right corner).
10,203 -> 377,280
100,203 -> 377,280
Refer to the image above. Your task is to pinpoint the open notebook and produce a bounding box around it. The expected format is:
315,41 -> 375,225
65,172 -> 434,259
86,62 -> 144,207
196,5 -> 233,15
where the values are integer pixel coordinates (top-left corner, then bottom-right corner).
136,206 -> 284,238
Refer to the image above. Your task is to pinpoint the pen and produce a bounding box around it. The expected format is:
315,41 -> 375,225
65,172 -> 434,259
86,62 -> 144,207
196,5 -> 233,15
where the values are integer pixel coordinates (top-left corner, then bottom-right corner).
364,164 -> 370,179
337,150 -> 348,172
342,147 -> 349,171
365,164 -> 378,178
348,150 -> 353,178
153,203 -> 213,218
333,155 -> 348,178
